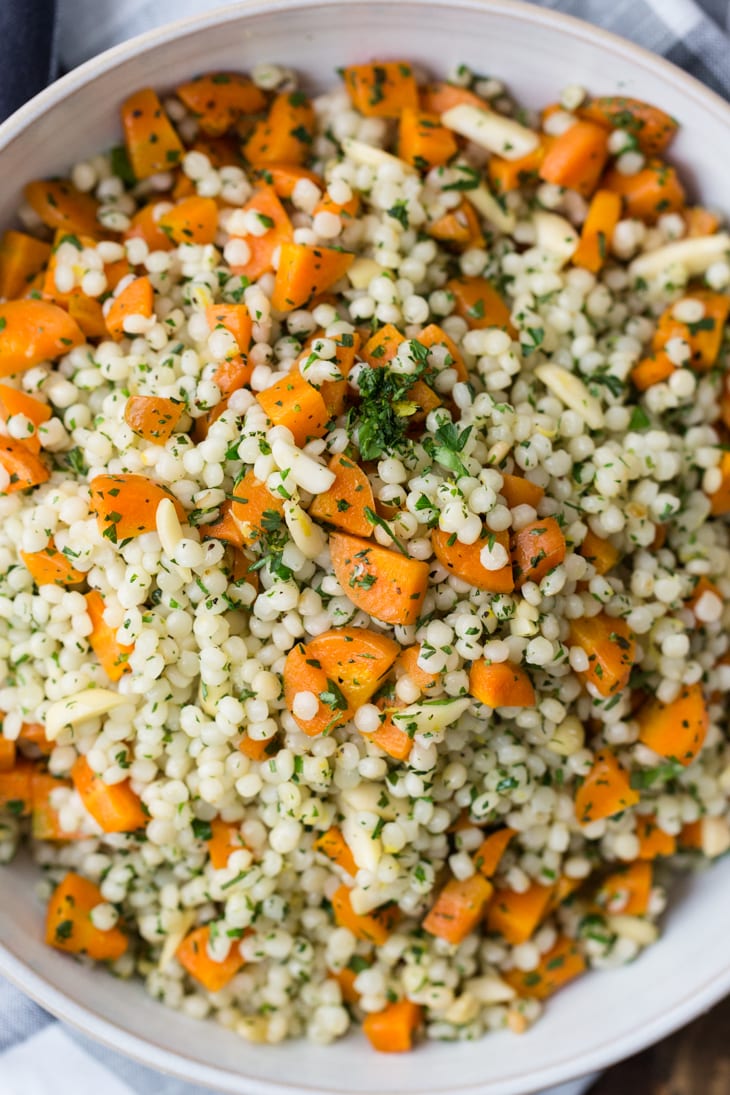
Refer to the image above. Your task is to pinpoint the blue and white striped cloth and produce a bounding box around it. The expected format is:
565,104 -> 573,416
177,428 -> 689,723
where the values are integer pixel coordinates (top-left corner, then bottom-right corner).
1,0 -> 730,1092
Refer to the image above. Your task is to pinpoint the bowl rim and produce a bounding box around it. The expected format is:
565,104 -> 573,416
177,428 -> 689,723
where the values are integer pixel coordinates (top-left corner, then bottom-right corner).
2,1 -> 730,1093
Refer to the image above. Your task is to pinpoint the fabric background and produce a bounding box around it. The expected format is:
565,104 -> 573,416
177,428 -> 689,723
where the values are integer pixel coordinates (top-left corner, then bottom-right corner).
1,0 -> 729,1092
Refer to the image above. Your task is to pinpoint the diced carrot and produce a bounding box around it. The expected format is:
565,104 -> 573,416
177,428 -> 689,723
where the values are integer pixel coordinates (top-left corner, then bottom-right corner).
229,466 -> 285,548
329,531 -> 430,626
21,540 -> 84,587
105,276 -> 154,341
651,290 -> 730,371
603,160 -> 685,223
24,179 -> 100,236
121,88 -> 183,179
0,736 -> 16,771
72,756 -> 147,833
394,644 -> 441,695
499,473 -> 544,511
504,936 -> 586,1000
0,299 -> 85,376
206,817 -> 246,869
46,872 -> 128,960
580,528 -> 620,576
0,437 -> 49,493
539,120 -> 609,197
244,91 -> 315,166
256,369 -> 330,446
309,453 -> 376,536
679,820 -> 703,849
488,141 -> 549,192
18,721 -> 51,756
361,323 -> 405,368
578,96 -> 677,156
486,881 -> 554,945
283,641 -> 352,737
198,499 -> 246,550
469,659 -> 536,709
545,875 -> 582,914
686,576 -> 722,624
313,189 -> 361,221
31,772 -> 86,841
204,303 -> 252,357
313,827 -> 357,876
124,395 -> 183,444
428,200 -> 484,251
684,206 -> 720,237
363,999 -> 422,1053
420,82 -> 485,114
0,231 -> 52,300
630,350 -> 675,391
423,874 -> 494,945
446,275 -> 514,332
331,884 -> 399,944
271,242 -> 354,312
211,356 -> 253,398
474,828 -> 515,877
415,323 -> 468,382
176,924 -> 245,992
67,293 -> 108,341
708,451 -> 730,516
575,750 -> 639,824
308,626 -> 399,708
399,108 -> 457,169
512,517 -> 566,588
362,704 -> 414,762
594,861 -> 652,916
330,964 -> 361,1004
635,814 -> 676,860
228,186 -> 293,280
0,386 -> 51,453
176,72 -> 267,136
431,527 -> 514,593
313,329 -> 361,417
568,613 -> 636,697
158,196 -> 219,245
238,732 -> 277,761
343,61 -> 418,118
88,473 -> 186,541
0,758 -> 33,814
636,682 -> 709,766
572,189 -> 622,273
85,590 -> 134,681
124,202 -> 176,252
252,163 -> 324,199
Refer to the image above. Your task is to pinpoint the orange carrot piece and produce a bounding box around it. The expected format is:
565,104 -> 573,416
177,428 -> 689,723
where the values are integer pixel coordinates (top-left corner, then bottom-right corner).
244,91 -> 315,166
105,276 -> 154,341
313,827 -> 358,876
343,61 -> 418,118
423,873 -> 494,945
176,924 -> 245,992
505,936 -> 586,1000
635,814 -> 676,860
488,141 -> 549,192
399,108 -> 457,169
575,750 -> 639,824
204,303 -> 252,355
121,88 -> 183,179
469,659 -> 536,709
0,231 -> 52,300
331,884 -> 399,944
124,395 -> 183,444
0,736 -> 16,772
271,242 -> 354,312
0,386 -> 51,453
603,160 -> 685,223
394,644 -> 442,695
329,531 -> 429,626
256,369 -> 330,445
283,641 -> 352,737
17,720 -> 51,756
499,473 -> 544,511
21,540 -> 84,587
708,451 -> 730,516
176,72 -> 267,136
301,626 -> 400,710
88,473 -> 185,541
651,290 -> 730,371
636,682 -> 709,766
198,499 -> 246,549
211,355 -> 253,398
568,613 -> 636,697
360,323 -> 405,368
362,705 -> 414,761
31,772 -> 86,841
330,964 -> 361,1004
124,202 -> 176,252
428,200 -> 484,251
0,758 -> 33,814
446,275 -> 514,332
24,179 -> 100,236
431,527 -> 514,593
158,196 -> 219,245
298,327 -> 360,417
580,529 -> 620,575
85,590 -> 134,681
206,817 -> 246,869
363,999 -> 422,1053
474,828 -> 515,877
538,120 -> 609,197
684,206 -> 720,237
578,96 -> 678,156
572,189 -> 622,273
0,299 -> 85,376
486,881 -> 554,945
0,437 -> 49,493
679,820 -> 703,849
595,861 -> 652,916
415,323 -> 468,382
238,732 -> 276,761
512,517 -> 566,588
229,467 -> 285,548
631,350 -> 675,391
228,186 -> 293,280
309,453 -> 375,536
420,82 -> 485,114
252,163 -> 324,199
67,293 -> 108,341
71,756 -> 146,833
46,872 -> 128,960
313,190 -> 361,221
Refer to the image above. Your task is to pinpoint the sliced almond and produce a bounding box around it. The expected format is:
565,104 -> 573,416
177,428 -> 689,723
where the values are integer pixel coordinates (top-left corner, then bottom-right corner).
441,104 -> 539,161
158,910 -> 197,971
533,211 -> 579,267
342,815 -> 381,872
392,696 -> 471,737
629,233 -> 730,280
156,497 -> 183,557
341,137 -> 416,174
535,363 -> 604,430
45,688 -> 129,741
347,257 -> 386,290
465,184 -> 516,235
283,499 -> 328,558
607,915 -> 659,946
271,438 -> 336,495
700,816 -> 730,858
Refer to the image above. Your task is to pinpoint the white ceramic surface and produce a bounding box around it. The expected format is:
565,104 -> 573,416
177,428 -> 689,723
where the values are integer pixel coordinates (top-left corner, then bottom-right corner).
1,2 -> 729,1092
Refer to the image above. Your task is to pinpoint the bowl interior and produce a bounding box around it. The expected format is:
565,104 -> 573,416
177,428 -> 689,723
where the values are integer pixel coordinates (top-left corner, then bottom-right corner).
1,2 -> 730,1093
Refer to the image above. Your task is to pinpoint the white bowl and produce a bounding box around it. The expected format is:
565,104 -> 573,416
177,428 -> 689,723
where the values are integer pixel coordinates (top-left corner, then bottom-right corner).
1,2 -> 729,1092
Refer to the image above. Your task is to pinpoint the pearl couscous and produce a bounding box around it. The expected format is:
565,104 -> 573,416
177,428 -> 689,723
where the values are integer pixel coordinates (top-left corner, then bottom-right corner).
0,59 -> 729,1053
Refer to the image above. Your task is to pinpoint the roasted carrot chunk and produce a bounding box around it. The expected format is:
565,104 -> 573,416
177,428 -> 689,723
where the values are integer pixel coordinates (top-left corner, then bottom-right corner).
488,141 -> 549,192
0,231 -> 52,300
512,517 -> 566,588
578,96 -> 678,156
176,924 -> 245,992
88,473 -> 185,541
360,323 -> 405,369
0,386 -> 51,454
0,437 -> 49,493
46,872 -> 128,960
121,88 -> 183,179
474,828 -> 515,878
428,200 -> 484,251
572,189 -> 622,273
575,750 -> 639,824
423,874 -> 494,945
207,817 -> 247,869
124,395 -> 183,443
431,528 -> 514,593
469,659 -> 536,709
651,290 -> 730,371
363,999 -> 422,1053
31,772 -> 86,841
594,861 -> 652,916
256,369 -> 330,445
446,275 -> 513,332
538,120 -> 609,198
85,590 -> 134,681
603,160 -> 685,223
331,884 -> 399,944
271,242 -> 354,312
309,453 -> 376,536
313,827 -> 358,876
499,473 -> 544,511
635,814 -> 677,860
708,451 -> 730,516
394,644 -> 442,695
486,882 -> 554,945
329,531 -> 430,626
124,202 -> 175,252
229,467 -> 285,548
0,758 -> 32,812
105,276 -> 154,341
24,179 -> 100,236
283,641 -> 352,737
631,350 -> 676,391
580,529 -> 620,575
0,737 -> 16,772
21,540 -> 84,587
362,703 -> 414,761
72,756 -> 147,833
252,163 -> 324,199
505,936 -> 586,999
175,72 -> 267,136
636,682 -> 709,766
343,61 -> 419,118
420,82 -> 485,114
399,108 -> 457,169
569,613 -> 636,697
415,323 -> 468,381
0,299 -> 85,376
211,356 -> 253,397
228,186 -> 293,281
300,626 -> 399,710
158,196 -> 219,245
244,91 -> 315,166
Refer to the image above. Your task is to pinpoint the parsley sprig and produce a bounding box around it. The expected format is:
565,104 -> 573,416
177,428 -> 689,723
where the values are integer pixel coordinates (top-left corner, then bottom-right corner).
423,422 -> 473,479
